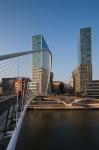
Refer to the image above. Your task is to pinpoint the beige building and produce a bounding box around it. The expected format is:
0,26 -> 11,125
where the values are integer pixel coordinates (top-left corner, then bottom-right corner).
73,27 -> 92,96
73,67 -> 80,93
32,68 -> 49,96
73,64 -> 92,95
85,80 -> 99,98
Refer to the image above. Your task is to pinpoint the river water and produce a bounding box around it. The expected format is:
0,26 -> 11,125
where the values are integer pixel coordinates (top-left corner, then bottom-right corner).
16,110 -> 99,150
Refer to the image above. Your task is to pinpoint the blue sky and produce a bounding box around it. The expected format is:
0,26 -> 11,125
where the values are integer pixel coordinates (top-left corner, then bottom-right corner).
0,0 -> 99,82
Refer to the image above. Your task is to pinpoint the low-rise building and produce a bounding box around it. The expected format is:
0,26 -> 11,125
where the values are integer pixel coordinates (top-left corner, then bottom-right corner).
85,80 -> 99,98
52,81 -> 65,94
2,77 -> 30,96
73,64 -> 92,96
32,68 -> 49,96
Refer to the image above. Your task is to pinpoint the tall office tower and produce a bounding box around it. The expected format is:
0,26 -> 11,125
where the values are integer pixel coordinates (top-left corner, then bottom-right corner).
74,27 -> 92,95
79,27 -> 92,65
32,35 -> 52,96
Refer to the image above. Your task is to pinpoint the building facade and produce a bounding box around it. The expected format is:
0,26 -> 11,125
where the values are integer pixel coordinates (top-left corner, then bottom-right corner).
85,80 -> 99,98
79,27 -> 92,65
2,77 -> 30,96
32,35 -> 52,96
74,64 -> 92,95
74,27 -> 92,95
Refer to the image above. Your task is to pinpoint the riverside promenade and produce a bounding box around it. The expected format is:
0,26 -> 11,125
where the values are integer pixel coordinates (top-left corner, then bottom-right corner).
28,96 -> 99,110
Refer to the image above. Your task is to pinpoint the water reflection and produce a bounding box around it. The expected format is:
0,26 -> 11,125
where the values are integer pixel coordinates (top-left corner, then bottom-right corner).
16,110 -> 99,150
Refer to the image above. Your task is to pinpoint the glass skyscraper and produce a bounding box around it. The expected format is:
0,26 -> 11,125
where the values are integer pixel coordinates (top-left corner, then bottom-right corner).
79,27 -> 92,65
32,35 -> 50,70
32,35 -> 49,51
74,27 -> 92,95
32,35 -> 52,96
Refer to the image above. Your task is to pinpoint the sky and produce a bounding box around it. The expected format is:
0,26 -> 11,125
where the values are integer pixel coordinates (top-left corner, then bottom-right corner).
0,0 -> 99,82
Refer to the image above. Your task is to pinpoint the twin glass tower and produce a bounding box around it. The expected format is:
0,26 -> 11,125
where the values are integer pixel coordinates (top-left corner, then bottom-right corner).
32,35 -> 52,96
79,27 -> 92,65
74,27 -> 92,95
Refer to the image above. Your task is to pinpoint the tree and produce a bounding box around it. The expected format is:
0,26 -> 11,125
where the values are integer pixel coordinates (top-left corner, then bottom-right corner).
59,82 -> 65,94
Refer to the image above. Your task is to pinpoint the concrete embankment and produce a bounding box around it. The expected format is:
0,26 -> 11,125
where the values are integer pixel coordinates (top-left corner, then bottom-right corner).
29,96 -> 99,110
28,105 -> 99,110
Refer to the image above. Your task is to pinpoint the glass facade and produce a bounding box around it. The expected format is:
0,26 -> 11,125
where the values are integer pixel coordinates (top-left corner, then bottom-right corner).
32,35 -> 50,69
32,35 -> 42,51
32,34 -> 49,51
80,27 -> 92,65
32,34 -> 52,95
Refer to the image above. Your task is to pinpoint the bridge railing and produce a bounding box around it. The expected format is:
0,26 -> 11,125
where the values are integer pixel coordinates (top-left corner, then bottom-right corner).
0,52 -> 33,149
0,49 -> 52,149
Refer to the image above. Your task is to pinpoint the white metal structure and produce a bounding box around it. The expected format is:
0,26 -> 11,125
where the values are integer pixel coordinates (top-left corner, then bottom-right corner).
0,49 -> 52,150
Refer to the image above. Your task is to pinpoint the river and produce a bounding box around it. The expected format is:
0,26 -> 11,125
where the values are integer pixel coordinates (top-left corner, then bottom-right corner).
16,110 -> 99,150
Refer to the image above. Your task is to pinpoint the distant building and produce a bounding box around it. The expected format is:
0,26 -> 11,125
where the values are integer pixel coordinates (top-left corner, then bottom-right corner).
28,81 -> 38,95
74,27 -> 92,95
85,80 -> 99,98
73,67 -> 80,94
2,77 -> 30,96
15,77 -> 30,96
74,64 -> 92,95
2,78 -> 16,96
32,35 -> 52,96
69,77 -> 74,88
53,81 -> 61,85
53,81 -> 65,94
72,71 -> 76,92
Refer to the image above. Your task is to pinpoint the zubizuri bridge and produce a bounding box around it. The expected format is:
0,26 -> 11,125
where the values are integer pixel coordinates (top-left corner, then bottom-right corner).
0,50 -> 52,150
